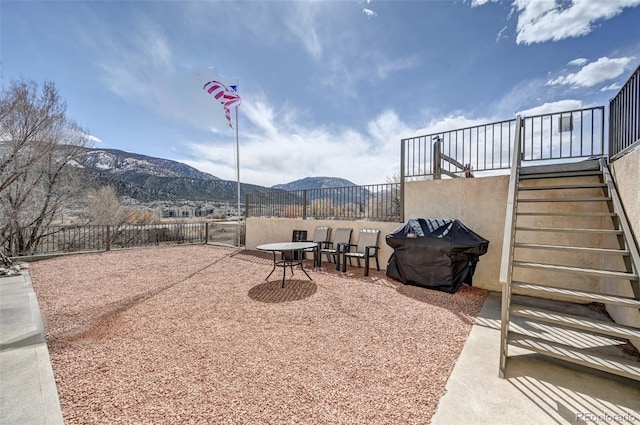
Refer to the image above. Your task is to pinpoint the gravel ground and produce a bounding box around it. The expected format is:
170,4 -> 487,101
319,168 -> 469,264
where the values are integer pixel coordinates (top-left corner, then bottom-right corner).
29,244 -> 488,425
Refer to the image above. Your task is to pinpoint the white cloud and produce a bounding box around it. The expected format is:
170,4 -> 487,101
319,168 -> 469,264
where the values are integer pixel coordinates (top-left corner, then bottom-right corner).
362,8 -> 377,18
516,99 -> 583,117
567,58 -> 588,67
513,0 -> 640,45
65,129 -> 103,146
496,26 -> 508,43
600,82 -> 622,92
285,2 -> 323,60
470,0 -> 498,5
181,122 -> 381,187
360,0 -> 377,17
84,134 -> 103,144
178,98 -> 497,187
375,56 -> 419,80
547,56 -> 634,88
94,18 -> 245,134
98,21 -> 175,100
414,115 -> 489,136
472,0 -> 640,45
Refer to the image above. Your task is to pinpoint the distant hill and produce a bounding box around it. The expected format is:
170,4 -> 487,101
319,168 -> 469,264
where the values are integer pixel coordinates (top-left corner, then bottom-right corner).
71,148 -> 361,204
272,176 -> 357,190
272,176 -> 369,204
72,147 -> 270,203
77,148 -> 219,180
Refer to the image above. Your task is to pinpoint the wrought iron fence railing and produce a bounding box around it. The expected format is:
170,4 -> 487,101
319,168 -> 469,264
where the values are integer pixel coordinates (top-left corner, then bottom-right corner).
521,107 -> 605,161
2,222 -> 244,258
609,64 -> 640,159
401,106 -> 606,179
245,183 -> 401,222
402,118 -> 517,179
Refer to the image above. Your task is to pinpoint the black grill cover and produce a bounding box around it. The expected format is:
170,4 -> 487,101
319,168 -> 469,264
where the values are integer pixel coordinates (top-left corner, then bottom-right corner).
385,218 -> 489,293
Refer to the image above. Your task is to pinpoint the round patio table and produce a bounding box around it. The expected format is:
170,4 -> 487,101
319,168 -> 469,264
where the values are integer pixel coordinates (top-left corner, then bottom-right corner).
257,242 -> 318,287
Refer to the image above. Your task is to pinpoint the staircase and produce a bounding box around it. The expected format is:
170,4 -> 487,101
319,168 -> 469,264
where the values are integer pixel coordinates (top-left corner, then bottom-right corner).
499,152 -> 640,382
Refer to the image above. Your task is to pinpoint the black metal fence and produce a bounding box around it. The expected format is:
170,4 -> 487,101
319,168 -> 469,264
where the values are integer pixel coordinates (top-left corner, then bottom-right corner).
245,183 -> 401,222
609,64 -> 640,159
402,118 -> 517,179
521,107 -> 605,161
2,222 -> 244,258
401,106 -> 606,180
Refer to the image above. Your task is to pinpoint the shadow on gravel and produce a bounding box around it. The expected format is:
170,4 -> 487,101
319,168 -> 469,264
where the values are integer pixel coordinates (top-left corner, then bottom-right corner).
248,279 -> 317,303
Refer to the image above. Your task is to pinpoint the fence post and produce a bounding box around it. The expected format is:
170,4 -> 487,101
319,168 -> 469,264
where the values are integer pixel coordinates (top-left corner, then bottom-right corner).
302,190 -> 307,219
433,137 -> 442,180
105,225 -> 111,251
400,139 -> 405,223
204,222 -> 209,244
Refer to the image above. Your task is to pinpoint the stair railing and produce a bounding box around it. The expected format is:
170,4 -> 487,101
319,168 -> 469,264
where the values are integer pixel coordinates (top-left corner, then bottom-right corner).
432,136 -> 474,179
499,115 -> 524,378
600,157 -> 640,298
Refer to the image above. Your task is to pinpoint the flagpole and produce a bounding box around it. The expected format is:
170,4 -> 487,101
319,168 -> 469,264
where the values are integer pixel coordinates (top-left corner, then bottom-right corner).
235,105 -> 241,247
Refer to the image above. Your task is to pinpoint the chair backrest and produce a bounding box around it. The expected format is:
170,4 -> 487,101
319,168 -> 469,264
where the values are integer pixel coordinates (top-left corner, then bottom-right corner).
292,230 -> 307,242
312,226 -> 331,243
356,229 -> 380,254
333,228 -> 353,246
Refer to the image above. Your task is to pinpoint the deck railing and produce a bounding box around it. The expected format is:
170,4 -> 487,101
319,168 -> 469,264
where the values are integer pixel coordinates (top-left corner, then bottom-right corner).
521,107 -> 605,161
402,118 -> 518,179
2,222 -> 244,257
245,183 -> 401,222
401,106 -> 605,180
609,64 -> 640,160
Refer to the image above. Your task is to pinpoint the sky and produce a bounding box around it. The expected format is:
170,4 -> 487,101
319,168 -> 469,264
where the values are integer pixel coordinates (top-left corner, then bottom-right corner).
1,0 -> 639,187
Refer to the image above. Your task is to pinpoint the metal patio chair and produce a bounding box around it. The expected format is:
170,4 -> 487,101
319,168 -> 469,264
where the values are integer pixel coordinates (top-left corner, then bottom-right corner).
281,230 -> 308,262
303,226 -> 331,267
319,227 -> 353,268
341,229 -> 380,276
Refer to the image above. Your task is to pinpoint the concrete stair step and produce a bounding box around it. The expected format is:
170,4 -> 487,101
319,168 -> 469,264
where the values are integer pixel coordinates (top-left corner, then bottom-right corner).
516,211 -> 617,217
518,197 -> 611,203
507,332 -> 640,381
520,160 -> 600,176
512,261 -> 638,280
512,282 -> 640,308
515,226 -> 622,235
513,243 -> 630,256
519,170 -> 602,180
510,303 -> 640,341
518,183 -> 607,191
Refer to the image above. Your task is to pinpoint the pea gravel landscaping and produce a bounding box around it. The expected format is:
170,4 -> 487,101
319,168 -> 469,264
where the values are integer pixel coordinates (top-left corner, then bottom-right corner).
29,244 -> 488,424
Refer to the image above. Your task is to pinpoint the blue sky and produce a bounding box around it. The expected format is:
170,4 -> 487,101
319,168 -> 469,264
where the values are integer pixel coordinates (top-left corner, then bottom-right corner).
2,0 -> 639,187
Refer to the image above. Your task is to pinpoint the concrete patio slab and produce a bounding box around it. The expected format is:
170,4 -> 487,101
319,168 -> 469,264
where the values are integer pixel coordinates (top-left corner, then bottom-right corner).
431,292 -> 640,425
0,272 -> 64,425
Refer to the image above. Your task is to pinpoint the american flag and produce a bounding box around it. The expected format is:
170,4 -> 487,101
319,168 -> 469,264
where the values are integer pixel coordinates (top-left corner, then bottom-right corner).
203,80 -> 241,128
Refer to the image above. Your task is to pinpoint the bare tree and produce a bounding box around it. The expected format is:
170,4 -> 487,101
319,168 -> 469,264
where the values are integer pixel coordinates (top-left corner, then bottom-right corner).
0,80 -> 88,257
83,186 -> 130,225
385,173 -> 401,184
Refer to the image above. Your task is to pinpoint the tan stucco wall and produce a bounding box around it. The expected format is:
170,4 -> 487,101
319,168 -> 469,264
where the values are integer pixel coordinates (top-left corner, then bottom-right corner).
404,176 -> 508,292
611,147 -> 640,239
245,218 -> 401,271
246,177 -> 508,291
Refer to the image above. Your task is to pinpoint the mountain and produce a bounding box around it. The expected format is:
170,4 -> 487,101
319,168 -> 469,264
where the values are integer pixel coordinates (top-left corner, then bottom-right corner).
271,176 -> 357,190
271,176 -> 369,204
73,148 -> 270,203
72,148 -> 359,204
77,148 -> 219,180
